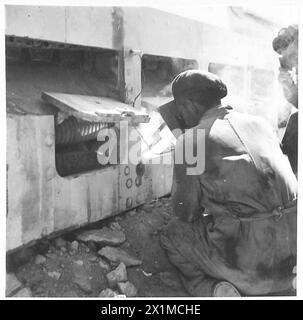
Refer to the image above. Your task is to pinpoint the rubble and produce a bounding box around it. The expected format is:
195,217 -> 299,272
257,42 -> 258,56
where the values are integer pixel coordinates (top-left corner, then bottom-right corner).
99,288 -> 119,297
74,277 -> 92,293
87,241 -> 97,252
10,247 -> 35,266
75,260 -> 84,266
54,237 -> 66,249
128,210 -> 137,216
99,259 -> 110,271
106,262 -> 128,288
74,278 -> 92,293
13,287 -> 32,297
6,273 -> 22,296
62,290 -> 79,297
46,253 -> 57,259
88,256 -> 98,262
61,246 -> 67,253
76,227 -> 126,246
70,240 -> 79,251
73,267 -> 92,293
155,201 -> 162,208
9,196 -> 180,297
110,222 -> 123,231
98,247 -> 142,267
47,271 -> 61,280
141,269 -> 153,277
35,254 -> 47,265
143,204 -> 154,213
117,281 -> 137,297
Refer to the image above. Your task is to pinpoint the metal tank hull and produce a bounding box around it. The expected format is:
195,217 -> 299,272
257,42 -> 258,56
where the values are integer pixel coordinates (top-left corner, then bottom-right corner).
6,5 -> 279,252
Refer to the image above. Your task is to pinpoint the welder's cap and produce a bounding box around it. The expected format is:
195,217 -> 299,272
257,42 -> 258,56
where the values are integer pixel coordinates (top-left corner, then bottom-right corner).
272,25 -> 298,54
171,70 -> 227,103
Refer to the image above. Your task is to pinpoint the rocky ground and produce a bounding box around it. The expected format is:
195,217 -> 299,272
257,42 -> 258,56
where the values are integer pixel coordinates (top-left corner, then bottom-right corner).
6,196 -> 189,298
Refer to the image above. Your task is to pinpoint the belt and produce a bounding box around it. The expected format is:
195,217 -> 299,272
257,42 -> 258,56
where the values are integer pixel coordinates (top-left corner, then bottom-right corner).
225,199 -> 297,222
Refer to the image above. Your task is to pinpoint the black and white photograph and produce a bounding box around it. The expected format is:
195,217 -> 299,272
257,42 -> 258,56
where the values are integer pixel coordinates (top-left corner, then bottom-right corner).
2,0 -> 301,301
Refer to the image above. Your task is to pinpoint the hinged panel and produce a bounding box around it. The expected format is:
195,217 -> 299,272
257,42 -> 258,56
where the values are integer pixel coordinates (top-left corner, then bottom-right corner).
41,92 -> 150,124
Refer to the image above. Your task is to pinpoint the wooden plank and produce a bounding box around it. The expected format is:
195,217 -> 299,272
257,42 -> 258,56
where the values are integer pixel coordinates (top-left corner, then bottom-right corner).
41,92 -> 150,123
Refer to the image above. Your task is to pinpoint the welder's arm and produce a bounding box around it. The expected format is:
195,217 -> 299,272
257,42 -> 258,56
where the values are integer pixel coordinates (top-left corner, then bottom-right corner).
171,162 -> 203,223
171,136 -> 203,222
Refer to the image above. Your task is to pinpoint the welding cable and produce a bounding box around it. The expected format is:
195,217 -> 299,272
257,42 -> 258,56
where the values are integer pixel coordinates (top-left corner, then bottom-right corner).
132,52 -> 145,107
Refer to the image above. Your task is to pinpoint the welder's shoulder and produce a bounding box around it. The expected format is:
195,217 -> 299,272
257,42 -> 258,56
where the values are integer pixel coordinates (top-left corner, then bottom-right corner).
231,111 -> 277,137
175,111 -> 272,152
175,118 -> 225,152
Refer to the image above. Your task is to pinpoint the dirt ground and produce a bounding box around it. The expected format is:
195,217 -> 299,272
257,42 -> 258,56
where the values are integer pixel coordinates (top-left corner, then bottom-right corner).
7,196 -> 190,297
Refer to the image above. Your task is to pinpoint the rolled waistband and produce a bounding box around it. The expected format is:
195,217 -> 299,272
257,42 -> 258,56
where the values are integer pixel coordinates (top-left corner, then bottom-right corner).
226,199 -> 297,222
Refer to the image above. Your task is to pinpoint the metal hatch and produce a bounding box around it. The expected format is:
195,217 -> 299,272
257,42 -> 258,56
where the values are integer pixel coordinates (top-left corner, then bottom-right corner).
41,92 -> 150,177
41,92 -> 150,124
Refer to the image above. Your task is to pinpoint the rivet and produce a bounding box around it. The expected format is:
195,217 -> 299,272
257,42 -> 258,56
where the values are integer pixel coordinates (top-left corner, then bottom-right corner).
124,165 -> 130,176
126,178 -> 133,189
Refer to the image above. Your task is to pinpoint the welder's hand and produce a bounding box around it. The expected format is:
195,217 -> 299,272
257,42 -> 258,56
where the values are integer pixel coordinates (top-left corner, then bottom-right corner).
292,265 -> 296,291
